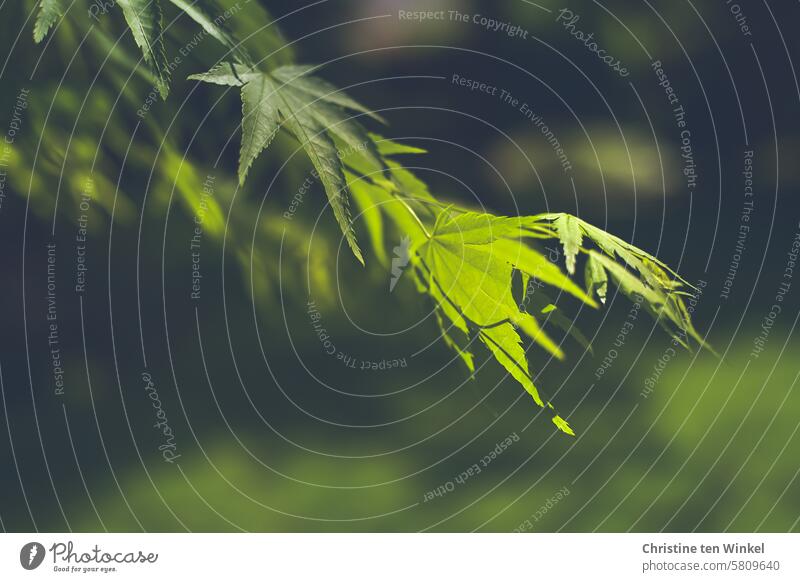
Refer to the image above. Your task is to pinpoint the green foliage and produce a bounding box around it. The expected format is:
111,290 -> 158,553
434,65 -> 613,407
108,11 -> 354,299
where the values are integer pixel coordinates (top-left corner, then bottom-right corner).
33,0 -> 260,93
31,0 -> 710,436
421,214 -> 569,407
405,210 -> 597,434
538,213 -> 709,351
188,62 -> 384,264
327,136 -> 709,434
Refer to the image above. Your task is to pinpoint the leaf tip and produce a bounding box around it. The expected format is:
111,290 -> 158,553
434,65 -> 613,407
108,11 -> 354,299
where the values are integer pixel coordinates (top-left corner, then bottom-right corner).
354,249 -> 366,266
157,80 -> 170,100
552,415 -> 575,436
345,231 -> 365,266
237,159 -> 251,186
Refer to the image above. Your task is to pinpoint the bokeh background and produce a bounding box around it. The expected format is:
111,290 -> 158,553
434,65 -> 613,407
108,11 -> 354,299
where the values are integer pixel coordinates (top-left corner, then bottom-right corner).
1,0 -> 799,531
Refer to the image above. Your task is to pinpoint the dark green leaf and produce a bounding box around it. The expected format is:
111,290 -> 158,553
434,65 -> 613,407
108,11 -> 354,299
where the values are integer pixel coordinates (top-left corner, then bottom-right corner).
117,0 -> 171,98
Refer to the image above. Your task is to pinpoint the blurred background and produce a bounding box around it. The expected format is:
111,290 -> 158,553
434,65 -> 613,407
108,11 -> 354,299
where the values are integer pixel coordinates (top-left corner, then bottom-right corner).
0,0 -> 798,532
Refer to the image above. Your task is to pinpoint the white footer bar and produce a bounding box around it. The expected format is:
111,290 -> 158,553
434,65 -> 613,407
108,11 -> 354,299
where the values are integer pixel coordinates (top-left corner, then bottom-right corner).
1,533 -> 797,580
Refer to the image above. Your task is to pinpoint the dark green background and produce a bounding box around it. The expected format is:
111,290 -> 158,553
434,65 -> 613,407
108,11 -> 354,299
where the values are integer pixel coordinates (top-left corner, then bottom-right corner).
0,0 -> 798,531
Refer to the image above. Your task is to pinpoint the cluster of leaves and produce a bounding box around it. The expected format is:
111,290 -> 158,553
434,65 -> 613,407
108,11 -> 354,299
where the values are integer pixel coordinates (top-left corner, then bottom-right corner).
339,145 -> 708,434
35,0 -> 251,96
34,0 -> 708,435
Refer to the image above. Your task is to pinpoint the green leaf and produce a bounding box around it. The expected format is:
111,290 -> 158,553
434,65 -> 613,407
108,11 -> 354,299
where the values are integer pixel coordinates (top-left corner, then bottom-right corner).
417,210 -> 581,433
479,323 -> 544,406
536,213 -> 708,350
427,273 -> 469,336
117,0 -> 171,98
33,0 -> 63,43
588,250 -> 706,349
423,228 -> 516,327
191,63 -> 389,264
167,0 -> 251,65
342,173 -> 430,244
239,74 -> 280,185
513,312 -> 565,360
434,211 -> 554,245
187,61 -> 253,86
272,65 -> 386,123
373,135 -> 427,156
272,67 -> 385,175
435,311 -> 475,374
552,415 -> 575,436
492,238 -> 596,306
348,174 -> 387,266
552,214 -> 582,275
278,86 -> 363,264
429,212 -> 596,306
585,253 -> 608,304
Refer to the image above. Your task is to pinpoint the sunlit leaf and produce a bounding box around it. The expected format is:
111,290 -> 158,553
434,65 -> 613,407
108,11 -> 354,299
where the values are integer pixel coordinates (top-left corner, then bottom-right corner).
585,253 -> 608,305
416,210 -> 582,433
552,213 -> 582,275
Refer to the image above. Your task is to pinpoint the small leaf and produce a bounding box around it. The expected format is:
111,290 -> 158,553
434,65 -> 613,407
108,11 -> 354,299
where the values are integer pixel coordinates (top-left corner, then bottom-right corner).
552,214 -> 582,275
33,0 -> 63,43
552,415 -> 575,436
588,250 -> 706,349
585,253 -> 608,304
117,0 -> 171,98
